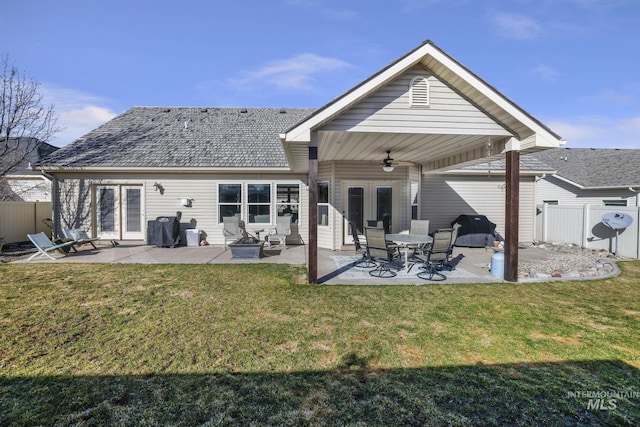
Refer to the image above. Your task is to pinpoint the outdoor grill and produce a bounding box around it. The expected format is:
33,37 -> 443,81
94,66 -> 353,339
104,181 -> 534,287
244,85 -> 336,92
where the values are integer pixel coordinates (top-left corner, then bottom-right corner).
451,214 -> 497,248
147,215 -> 181,247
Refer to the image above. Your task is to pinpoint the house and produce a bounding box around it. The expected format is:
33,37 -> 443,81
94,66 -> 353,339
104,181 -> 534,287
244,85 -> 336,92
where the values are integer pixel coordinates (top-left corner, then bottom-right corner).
1,137 -> 58,202
35,40 -> 565,282
529,147 -> 640,207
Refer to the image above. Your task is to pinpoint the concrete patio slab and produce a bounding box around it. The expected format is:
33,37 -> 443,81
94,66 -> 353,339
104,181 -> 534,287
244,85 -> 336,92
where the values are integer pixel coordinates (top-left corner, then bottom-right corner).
11,241 -> 617,285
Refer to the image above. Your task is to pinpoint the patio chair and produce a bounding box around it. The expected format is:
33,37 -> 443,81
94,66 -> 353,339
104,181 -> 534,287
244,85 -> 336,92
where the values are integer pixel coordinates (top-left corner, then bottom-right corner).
268,215 -> 292,249
63,229 -> 100,251
27,232 -> 76,261
222,216 -> 243,249
365,227 -> 401,278
407,219 -> 430,257
413,228 -> 455,281
349,221 -> 376,268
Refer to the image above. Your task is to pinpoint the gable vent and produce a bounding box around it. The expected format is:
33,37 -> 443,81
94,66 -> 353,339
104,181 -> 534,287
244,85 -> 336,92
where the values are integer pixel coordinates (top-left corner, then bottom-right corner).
409,76 -> 430,108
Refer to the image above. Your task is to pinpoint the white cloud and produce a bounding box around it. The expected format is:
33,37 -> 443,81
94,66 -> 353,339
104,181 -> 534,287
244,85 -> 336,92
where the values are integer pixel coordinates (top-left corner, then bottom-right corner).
530,64 -> 560,83
547,116 -> 640,149
491,12 -> 542,40
229,53 -> 352,92
41,85 -> 118,146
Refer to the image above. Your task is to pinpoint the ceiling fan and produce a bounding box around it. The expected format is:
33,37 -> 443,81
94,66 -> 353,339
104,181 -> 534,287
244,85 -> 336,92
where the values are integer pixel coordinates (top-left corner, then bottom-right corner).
382,150 -> 396,172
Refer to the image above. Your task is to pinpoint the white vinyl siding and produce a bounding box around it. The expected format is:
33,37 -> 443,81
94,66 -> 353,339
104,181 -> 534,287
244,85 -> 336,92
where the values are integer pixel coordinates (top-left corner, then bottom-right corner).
422,174 -> 536,243
536,175 -> 639,207
51,172 -> 308,246
321,65 -> 511,136
321,161 -> 411,249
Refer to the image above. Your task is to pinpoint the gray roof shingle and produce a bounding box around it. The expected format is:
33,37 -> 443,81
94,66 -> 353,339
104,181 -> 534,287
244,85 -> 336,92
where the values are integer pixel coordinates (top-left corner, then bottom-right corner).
528,147 -> 640,188
1,137 -> 58,175
38,107 -> 316,169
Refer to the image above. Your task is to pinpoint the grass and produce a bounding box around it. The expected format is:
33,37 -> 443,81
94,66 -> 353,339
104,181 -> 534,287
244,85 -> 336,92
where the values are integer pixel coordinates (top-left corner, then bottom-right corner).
1,261 -> 639,426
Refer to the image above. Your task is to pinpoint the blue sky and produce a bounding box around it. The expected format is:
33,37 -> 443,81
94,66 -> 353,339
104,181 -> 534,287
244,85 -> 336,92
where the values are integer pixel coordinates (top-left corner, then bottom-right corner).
2,0 -> 639,148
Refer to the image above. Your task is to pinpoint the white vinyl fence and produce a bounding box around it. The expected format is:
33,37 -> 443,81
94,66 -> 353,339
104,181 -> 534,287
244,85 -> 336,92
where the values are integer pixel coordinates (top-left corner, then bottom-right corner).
0,201 -> 52,244
536,204 -> 640,259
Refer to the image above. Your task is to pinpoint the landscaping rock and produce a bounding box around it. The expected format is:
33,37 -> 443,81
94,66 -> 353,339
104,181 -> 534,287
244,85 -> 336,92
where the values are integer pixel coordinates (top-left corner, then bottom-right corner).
519,241 -> 623,279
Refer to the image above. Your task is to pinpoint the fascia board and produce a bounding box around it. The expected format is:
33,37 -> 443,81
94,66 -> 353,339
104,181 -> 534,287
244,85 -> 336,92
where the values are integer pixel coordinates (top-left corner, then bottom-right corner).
34,166 -> 292,173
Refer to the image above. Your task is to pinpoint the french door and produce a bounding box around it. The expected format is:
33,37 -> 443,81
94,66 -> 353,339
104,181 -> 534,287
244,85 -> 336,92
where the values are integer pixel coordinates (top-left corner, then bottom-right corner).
343,182 -> 399,244
95,185 -> 144,240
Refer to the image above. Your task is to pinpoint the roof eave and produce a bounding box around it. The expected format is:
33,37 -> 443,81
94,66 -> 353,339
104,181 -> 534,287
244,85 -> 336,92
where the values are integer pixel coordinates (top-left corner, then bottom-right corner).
34,166 -> 293,173
442,168 -> 556,176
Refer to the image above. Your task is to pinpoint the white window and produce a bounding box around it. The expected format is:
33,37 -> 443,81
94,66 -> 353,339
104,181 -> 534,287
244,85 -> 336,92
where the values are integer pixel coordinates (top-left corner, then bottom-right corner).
409,76 -> 430,108
410,181 -> 419,220
218,184 -> 242,223
318,181 -> 330,226
276,184 -> 300,224
248,184 -> 271,223
218,182 -> 301,224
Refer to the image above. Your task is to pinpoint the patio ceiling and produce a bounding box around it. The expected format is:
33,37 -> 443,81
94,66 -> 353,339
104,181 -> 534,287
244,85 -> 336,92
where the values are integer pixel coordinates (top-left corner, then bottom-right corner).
315,130 -> 510,169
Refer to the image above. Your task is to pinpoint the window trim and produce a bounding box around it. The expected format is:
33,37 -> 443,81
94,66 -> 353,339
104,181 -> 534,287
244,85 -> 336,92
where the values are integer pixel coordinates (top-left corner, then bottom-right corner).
247,183 -> 271,224
218,181 -> 302,225
218,183 -> 243,224
318,180 -> 330,227
276,183 -> 301,224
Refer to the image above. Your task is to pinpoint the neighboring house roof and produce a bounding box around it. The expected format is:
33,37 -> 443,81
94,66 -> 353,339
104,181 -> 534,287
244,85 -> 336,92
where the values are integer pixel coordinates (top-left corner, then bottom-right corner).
1,137 -> 58,176
37,107 -> 315,170
529,147 -> 640,189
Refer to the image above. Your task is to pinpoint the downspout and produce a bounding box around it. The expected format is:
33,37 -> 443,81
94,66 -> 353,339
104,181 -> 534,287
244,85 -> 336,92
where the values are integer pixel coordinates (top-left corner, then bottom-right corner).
38,168 -> 58,238
630,187 -> 640,259
534,174 -> 546,242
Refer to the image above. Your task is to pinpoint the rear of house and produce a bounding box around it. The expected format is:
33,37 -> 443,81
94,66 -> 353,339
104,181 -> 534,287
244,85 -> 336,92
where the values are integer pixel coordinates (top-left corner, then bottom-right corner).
34,41 -> 566,281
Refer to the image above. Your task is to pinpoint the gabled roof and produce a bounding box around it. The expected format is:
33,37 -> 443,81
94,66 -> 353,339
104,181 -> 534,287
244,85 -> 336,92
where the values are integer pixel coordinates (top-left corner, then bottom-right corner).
529,147 -> 640,189
37,107 -> 315,171
1,137 -> 58,176
282,40 -> 563,156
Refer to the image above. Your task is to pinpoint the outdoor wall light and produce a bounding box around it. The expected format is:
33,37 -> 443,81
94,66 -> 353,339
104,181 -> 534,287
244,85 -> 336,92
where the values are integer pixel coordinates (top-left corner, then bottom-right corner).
153,182 -> 165,194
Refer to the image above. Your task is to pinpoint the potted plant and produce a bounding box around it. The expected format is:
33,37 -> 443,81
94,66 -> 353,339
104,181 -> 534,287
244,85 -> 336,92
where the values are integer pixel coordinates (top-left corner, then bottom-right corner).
228,220 -> 265,259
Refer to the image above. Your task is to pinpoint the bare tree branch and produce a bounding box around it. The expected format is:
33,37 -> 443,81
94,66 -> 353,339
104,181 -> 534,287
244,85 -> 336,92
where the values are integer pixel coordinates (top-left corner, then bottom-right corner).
0,54 -> 59,182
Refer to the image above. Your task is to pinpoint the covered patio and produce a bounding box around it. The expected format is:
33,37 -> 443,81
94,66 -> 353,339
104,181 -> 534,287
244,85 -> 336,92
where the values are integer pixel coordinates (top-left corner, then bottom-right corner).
281,41 -> 564,283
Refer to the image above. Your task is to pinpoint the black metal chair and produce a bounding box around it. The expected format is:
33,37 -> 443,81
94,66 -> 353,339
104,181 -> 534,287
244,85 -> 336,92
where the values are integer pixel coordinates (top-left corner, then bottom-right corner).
414,228 -> 455,281
349,221 -> 376,268
365,227 -> 401,278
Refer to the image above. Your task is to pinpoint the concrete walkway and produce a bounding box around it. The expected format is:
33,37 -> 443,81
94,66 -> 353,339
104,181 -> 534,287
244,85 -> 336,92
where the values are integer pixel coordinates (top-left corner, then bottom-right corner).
11,240 -> 592,285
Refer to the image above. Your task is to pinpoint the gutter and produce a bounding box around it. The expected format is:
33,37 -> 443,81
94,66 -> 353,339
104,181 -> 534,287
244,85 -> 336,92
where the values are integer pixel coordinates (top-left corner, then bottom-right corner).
33,166 -> 294,173
549,174 -> 640,191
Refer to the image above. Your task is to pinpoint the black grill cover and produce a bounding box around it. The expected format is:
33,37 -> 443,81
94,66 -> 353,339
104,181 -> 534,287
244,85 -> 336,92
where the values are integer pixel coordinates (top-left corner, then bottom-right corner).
451,214 -> 496,247
147,216 -> 180,247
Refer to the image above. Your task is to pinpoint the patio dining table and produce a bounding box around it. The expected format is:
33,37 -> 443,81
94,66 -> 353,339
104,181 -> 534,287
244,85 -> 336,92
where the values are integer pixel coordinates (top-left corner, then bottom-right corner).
385,233 -> 433,271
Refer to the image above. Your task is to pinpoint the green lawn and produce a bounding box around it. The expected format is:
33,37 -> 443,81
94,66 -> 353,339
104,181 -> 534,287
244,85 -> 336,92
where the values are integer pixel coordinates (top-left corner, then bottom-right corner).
1,262 -> 639,426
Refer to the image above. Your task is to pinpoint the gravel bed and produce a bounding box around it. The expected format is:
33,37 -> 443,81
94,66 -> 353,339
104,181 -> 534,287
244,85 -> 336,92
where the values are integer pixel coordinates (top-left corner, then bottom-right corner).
518,242 -> 619,279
